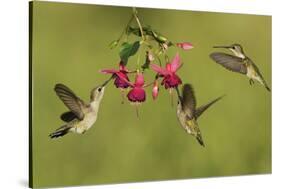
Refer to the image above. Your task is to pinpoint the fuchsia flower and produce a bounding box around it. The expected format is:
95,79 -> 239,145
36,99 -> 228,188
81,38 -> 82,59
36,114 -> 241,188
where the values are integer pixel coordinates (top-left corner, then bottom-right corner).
116,72 -> 146,103
127,73 -> 146,103
150,53 -> 183,89
152,80 -> 159,100
176,42 -> 193,50
100,63 -> 130,89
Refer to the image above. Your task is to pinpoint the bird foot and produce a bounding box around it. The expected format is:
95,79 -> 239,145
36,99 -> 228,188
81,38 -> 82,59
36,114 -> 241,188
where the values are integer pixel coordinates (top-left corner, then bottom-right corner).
249,79 -> 254,85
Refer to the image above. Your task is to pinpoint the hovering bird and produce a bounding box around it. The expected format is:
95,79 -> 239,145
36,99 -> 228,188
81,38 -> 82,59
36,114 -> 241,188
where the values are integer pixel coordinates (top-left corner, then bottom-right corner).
175,84 -> 224,147
210,44 -> 270,92
49,83 -> 106,139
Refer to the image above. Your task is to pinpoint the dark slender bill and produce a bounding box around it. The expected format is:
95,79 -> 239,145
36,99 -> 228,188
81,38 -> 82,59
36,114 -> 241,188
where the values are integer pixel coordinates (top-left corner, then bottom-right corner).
175,86 -> 182,102
213,45 -> 231,48
101,75 -> 114,87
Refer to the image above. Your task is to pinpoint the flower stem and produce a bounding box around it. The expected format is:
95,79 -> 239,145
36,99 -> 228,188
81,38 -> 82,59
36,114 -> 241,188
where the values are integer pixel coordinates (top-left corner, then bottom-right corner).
169,88 -> 174,107
121,89 -> 125,104
144,81 -> 154,88
165,54 -> 169,63
137,50 -> 141,69
135,104 -> 140,119
132,7 -> 145,42
127,70 -> 137,74
156,55 -> 162,66
117,14 -> 134,44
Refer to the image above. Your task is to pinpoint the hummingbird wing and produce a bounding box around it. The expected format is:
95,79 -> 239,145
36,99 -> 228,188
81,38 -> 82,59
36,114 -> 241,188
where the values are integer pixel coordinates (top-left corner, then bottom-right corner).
181,84 -> 196,118
60,111 -> 77,122
54,84 -> 85,120
195,95 -> 225,119
210,52 -> 247,74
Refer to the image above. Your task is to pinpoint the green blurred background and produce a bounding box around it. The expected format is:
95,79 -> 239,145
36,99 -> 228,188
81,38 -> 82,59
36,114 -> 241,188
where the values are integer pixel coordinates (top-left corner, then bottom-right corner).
30,1 -> 271,188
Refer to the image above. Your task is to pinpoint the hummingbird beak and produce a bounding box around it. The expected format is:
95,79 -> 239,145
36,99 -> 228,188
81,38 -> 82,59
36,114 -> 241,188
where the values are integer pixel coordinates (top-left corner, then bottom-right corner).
213,45 -> 232,49
101,75 -> 113,87
175,86 -> 183,103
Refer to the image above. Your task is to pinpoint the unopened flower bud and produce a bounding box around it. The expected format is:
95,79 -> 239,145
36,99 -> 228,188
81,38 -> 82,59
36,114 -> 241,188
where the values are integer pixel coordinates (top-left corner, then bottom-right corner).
176,42 -> 193,50
152,80 -> 159,100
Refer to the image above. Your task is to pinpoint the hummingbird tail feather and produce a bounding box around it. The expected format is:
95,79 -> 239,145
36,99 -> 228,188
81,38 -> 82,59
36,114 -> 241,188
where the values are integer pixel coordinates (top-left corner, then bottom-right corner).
258,79 -> 271,92
49,125 -> 71,139
257,72 -> 271,92
265,85 -> 271,92
196,135 -> 205,147
264,82 -> 271,92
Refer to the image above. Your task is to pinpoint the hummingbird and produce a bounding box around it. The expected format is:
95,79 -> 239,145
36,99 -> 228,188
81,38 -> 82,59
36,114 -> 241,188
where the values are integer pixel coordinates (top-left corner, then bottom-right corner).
49,82 -> 107,139
175,84 -> 224,147
210,44 -> 271,92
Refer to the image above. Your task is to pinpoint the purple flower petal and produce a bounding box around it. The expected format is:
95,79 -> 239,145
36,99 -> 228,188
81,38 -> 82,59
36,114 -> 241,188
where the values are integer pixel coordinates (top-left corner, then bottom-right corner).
127,87 -> 146,102
114,73 -> 130,88
161,74 -> 182,89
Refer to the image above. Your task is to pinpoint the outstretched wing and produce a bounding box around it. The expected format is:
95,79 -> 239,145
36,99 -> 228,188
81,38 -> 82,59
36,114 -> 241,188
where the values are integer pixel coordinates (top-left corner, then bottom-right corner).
195,95 -> 225,119
181,84 -> 196,118
210,52 -> 247,74
54,83 -> 85,120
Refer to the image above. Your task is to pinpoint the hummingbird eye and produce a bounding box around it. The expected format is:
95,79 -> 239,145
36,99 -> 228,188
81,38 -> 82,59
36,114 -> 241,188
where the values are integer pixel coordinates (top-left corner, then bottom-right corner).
98,88 -> 102,92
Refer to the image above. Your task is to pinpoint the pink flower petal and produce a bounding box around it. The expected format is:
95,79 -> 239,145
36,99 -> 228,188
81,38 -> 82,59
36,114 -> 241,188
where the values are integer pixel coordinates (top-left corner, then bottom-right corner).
135,73 -> 144,87
119,64 -> 129,72
170,53 -> 182,72
165,63 -> 172,72
100,69 -> 119,74
177,42 -> 194,50
150,64 -> 170,76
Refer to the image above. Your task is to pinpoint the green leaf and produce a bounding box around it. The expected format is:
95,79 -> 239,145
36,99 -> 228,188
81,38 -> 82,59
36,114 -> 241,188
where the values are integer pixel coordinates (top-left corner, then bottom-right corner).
119,41 -> 140,63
